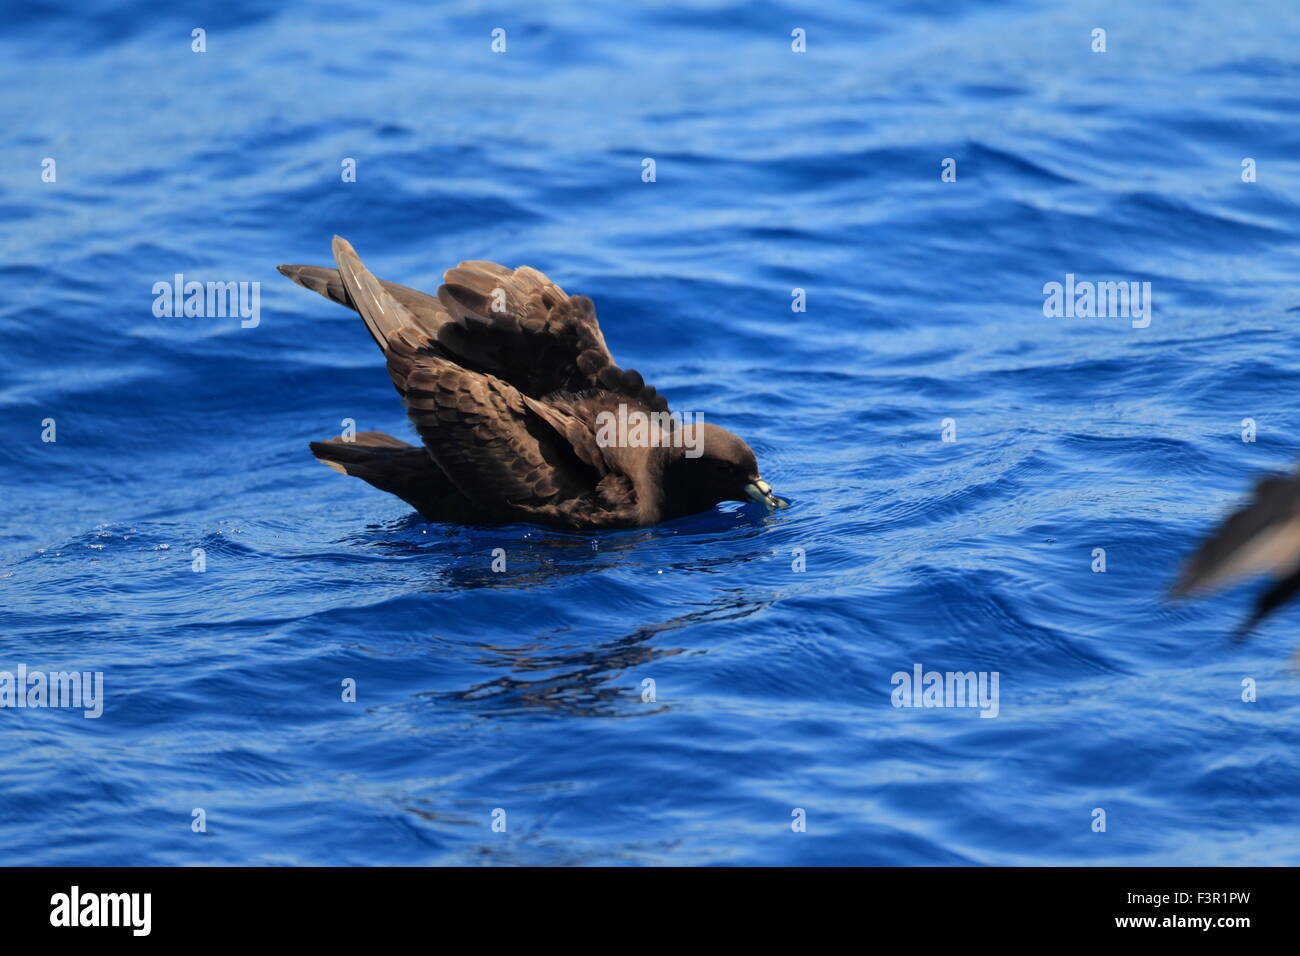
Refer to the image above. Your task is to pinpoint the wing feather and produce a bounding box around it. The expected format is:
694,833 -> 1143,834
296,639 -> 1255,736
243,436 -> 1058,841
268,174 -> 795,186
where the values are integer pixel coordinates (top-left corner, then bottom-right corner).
386,331 -> 639,527
277,240 -> 667,409
1173,473 -> 1300,596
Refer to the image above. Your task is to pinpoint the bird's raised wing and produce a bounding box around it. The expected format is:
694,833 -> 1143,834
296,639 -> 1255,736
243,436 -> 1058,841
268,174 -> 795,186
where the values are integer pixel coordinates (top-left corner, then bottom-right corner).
278,237 -> 668,410
276,258 -> 449,351
1173,472 -> 1300,597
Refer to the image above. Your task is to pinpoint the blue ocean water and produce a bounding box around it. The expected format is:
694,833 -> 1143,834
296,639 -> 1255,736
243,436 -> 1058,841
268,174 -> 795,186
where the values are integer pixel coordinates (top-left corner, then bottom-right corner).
3,0 -> 1300,866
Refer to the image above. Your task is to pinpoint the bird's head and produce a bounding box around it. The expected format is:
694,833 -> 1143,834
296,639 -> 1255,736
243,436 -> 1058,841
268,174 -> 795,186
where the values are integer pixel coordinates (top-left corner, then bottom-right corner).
664,422 -> 788,516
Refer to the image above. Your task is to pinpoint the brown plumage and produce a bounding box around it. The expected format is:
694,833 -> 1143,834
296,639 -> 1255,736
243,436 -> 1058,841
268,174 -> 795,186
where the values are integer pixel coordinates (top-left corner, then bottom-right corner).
1172,470 -> 1300,634
277,237 -> 787,529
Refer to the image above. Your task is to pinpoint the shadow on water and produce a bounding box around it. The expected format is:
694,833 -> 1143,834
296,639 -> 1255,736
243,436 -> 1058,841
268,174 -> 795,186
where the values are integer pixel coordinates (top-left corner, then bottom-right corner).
348,504 -> 788,591
419,594 -> 773,718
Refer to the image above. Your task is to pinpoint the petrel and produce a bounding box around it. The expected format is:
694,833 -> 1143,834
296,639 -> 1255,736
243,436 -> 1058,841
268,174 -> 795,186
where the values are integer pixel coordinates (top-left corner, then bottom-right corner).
1172,469 -> 1300,634
277,238 -> 787,529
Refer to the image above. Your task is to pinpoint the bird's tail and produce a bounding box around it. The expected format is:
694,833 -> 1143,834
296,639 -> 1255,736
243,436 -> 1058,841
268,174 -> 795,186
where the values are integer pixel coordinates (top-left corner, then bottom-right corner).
309,430 -> 458,520
310,430 -> 415,473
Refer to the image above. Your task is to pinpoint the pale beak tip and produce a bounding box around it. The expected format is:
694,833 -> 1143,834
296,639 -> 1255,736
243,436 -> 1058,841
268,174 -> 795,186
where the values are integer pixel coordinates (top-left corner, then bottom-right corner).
744,480 -> 788,511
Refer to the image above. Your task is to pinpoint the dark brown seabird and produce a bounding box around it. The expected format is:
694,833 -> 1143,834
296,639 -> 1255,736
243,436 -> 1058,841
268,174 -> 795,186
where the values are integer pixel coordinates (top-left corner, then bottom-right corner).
276,237 -> 787,529
1172,470 -> 1300,634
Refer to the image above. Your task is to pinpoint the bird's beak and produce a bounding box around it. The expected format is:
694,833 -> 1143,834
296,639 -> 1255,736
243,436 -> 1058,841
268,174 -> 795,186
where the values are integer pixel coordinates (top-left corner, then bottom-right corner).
744,478 -> 788,510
